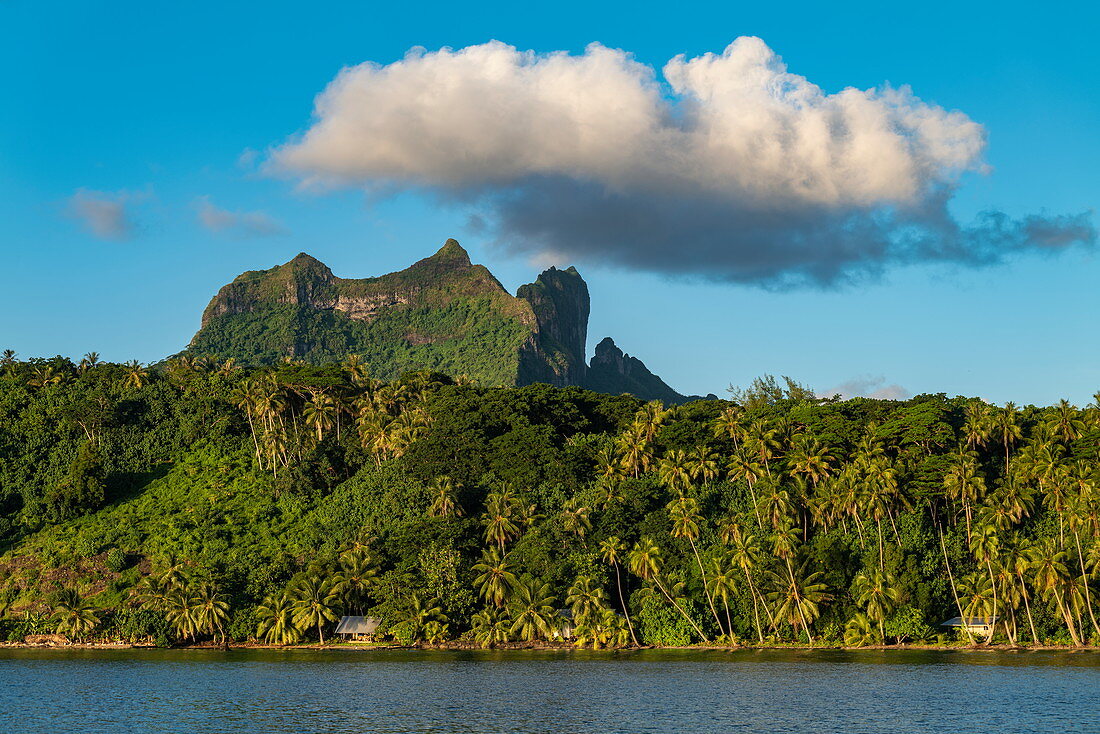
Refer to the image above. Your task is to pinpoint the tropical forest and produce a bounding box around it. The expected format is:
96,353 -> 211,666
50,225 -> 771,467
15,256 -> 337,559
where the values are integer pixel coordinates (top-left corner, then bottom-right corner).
2,350 -> 1099,650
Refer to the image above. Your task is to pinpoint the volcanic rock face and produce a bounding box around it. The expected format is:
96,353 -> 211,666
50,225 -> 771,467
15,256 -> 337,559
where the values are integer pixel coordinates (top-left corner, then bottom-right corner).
187,239 -> 687,400
583,337 -> 687,404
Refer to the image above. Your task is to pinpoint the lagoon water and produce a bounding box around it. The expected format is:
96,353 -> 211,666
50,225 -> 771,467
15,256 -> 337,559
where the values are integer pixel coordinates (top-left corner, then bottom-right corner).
3,648 -> 1100,733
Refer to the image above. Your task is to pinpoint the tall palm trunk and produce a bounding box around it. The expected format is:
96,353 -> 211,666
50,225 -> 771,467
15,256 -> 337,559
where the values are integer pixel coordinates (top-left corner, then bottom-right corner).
613,562 -> 638,646
938,525 -> 974,645
1017,571 -> 1039,644
1073,531 -> 1100,639
743,568 -> 764,643
689,538 -> 724,635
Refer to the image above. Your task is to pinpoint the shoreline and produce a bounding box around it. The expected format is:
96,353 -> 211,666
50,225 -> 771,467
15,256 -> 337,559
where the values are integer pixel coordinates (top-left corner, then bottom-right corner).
4,639 -> 1098,653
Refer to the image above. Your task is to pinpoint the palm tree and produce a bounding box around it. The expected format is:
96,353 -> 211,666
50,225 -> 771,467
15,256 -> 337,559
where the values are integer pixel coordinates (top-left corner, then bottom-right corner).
1030,539 -> 1081,646
657,449 -> 692,494
123,360 -> 148,389
565,575 -> 608,624
560,497 -> 592,539
194,582 -> 230,646
994,402 -> 1023,475
970,522 -> 1002,638
711,404 -> 745,450
767,562 -> 831,644
852,569 -> 901,643
508,575 -> 557,641
472,548 -> 517,608
726,525 -> 769,643
786,436 -> 834,488
957,572 -> 996,643
686,446 -> 720,486
728,452 -> 766,529
331,548 -> 379,614
471,607 -> 512,646
290,575 -> 340,644
302,390 -> 337,442
428,476 -> 463,518
79,352 -> 101,372
963,401 -> 992,450
667,495 -> 724,633
943,450 -> 986,542
255,593 -> 301,644
1047,400 -> 1085,444
481,490 -> 521,550
599,536 -> 638,645
403,594 -> 447,642
165,587 -> 203,643
50,589 -> 99,640
1004,535 -> 1040,643
708,555 -> 738,640
627,536 -> 709,642
616,423 -> 653,478
843,613 -> 876,647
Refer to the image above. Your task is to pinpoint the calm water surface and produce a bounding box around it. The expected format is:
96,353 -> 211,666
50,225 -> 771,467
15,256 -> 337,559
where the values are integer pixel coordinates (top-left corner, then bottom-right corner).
3,648 -> 1099,733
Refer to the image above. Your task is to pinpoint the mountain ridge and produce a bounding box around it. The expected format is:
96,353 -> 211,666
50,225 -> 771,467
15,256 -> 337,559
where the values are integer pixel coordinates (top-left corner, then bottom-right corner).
186,239 -> 692,402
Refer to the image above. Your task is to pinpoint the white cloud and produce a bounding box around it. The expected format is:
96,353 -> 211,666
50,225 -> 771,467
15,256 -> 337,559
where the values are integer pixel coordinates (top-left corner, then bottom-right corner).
196,197 -> 284,237
820,375 -> 912,401
272,38 -> 1094,286
68,189 -> 134,240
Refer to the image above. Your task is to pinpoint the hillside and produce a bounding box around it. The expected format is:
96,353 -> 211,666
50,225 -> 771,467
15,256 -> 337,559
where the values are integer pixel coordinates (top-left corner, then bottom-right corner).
1,357 -> 1098,650
186,239 -> 689,401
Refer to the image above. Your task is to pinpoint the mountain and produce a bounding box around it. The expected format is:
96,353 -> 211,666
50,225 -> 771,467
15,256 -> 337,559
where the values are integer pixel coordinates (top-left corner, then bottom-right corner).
186,239 -> 689,401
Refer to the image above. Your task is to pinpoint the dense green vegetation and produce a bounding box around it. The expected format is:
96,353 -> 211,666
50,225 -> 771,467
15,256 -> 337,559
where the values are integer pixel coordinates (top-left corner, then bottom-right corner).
189,298 -> 532,386
2,349 -> 1099,649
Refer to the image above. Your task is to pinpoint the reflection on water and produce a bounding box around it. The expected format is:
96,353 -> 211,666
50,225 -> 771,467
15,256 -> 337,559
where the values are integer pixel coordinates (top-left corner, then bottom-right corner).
3,648 -> 1100,733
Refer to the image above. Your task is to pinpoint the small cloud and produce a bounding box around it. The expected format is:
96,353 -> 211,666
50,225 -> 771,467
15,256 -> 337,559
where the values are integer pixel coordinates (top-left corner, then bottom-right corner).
196,196 -> 285,237
820,375 -> 911,401
67,189 -> 135,240
237,148 -> 259,170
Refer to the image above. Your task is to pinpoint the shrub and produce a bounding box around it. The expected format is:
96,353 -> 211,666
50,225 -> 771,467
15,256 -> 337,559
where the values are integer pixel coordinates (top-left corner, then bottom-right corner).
105,548 -> 128,572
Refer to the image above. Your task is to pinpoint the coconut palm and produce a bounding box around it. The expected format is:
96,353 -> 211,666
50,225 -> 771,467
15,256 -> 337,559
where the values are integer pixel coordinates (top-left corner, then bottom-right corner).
1030,539 -> 1081,646
471,607 -> 512,645
472,548 -> 517,608
255,592 -> 301,644
627,536 -> 709,642
560,498 -> 591,539
667,495 -> 723,633
565,575 -> 608,623
994,402 -> 1023,475
290,575 -> 340,644
686,446 -> 720,486
852,569 -> 901,643
50,589 -> 99,639
767,562 -> 831,644
657,449 -> 692,494
403,594 -> 447,642
123,360 -> 148,389
331,548 -> 379,614
574,607 -> 630,650
481,490 -> 521,550
599,536 -> 638,645
726,525 -> 769,643
302,390 -> 337,442
943,450 -> 986,542
1047,400 -> 1086,444
194,582 -> 230,645
508,575 -> 557,641
428,476 -> 463,518
844,613 -> 877,647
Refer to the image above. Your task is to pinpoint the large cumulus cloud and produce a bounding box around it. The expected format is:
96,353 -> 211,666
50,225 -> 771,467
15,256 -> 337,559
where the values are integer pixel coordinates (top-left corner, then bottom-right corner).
273,37 -> 1094,286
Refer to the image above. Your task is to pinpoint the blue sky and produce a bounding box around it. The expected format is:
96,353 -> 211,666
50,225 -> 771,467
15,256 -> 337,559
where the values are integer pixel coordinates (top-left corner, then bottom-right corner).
2,0 -> 1097,405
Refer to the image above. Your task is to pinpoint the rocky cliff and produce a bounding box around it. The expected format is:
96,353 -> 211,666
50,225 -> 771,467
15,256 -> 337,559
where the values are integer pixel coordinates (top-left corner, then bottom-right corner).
186,239 -> 688,400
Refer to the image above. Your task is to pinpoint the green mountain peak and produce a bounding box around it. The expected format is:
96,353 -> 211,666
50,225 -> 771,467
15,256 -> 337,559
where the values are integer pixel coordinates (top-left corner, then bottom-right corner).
185,239 -> 687,400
